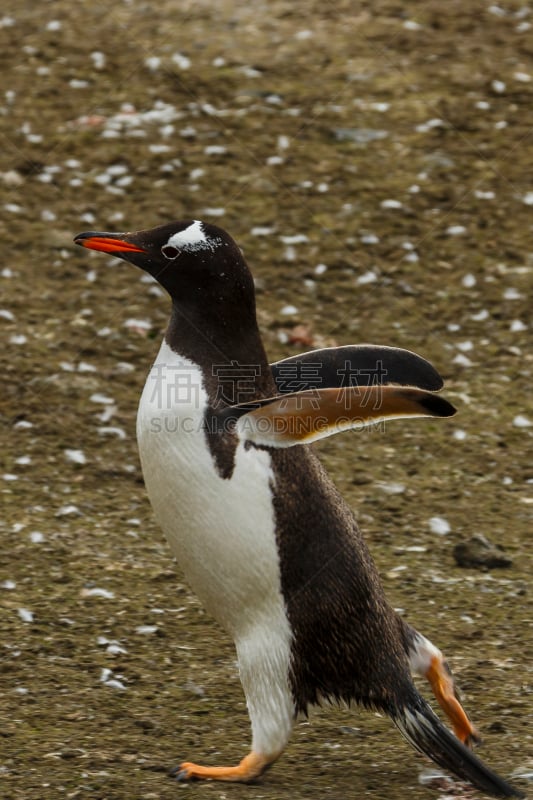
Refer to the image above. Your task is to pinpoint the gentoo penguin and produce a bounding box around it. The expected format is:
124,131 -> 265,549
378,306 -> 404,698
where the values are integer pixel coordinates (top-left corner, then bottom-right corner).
74,220 -> 523,798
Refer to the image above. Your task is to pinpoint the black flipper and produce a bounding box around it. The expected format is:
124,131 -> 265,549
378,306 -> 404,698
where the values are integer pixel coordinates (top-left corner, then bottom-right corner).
393,691 -> 524,798
271,345 -> 444,393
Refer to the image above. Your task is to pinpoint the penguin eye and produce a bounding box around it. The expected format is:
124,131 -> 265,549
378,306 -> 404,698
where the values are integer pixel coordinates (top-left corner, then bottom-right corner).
161,244 -> 180,260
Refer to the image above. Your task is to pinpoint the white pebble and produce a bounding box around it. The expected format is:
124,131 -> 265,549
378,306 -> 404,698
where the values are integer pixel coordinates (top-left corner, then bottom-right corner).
135,625 -> 159,635
503,287 -> 523,300
114,361 -> 135,373
97,426 -> 126,439
360,233 -> 379,244
29,531 -> 44,543
474,190 -> 495,200
106,643 -> 128,655
380,199 -> 403,209
452,429 -> 467,441
415,118 -> 445,133
3,473 -> 18,481
78,361 -> 97,372
145,56 -> 161,71
403,19 -> 422,30
471,308 -> 489,321
56,504 -> 82,517
46,20 -> 62,31
1,580 -> 16,590
356,270 -> 378,285
446,225 -> 467,236
64,449 -> 87,465
491,79 -> 506,93
314,263 -> 328,275
97,405 -> 116,423
18,608 -> 34,622
428,516 -> 451,535
171,52 -> 191,70
522,192 -> 533,206
510,319 -> 527,332
513,71 -> 531,82
90,393 -> 115,404
105,679 -> 127,690
15,455 -> 31,465
202,207 -> 225,217
83,587 -> 115,599
488,4 -> 506,16
204,145 -> 227,155
280,304 -> 298,315
90,51 -> 106,70
280,234 -> 309,245
453,353 -> 474,367
0,308 -> 15,321
462,273 -> 476,288
124,318 -> 151,333
14,420 -> 32,430
9,334 -> 26,345
251,226 -> 275,236
375,481 -> 406,495
513,415 -> 531,428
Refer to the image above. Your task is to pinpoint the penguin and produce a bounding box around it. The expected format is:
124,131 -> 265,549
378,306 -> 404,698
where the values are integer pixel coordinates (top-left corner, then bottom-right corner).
74,220 -> 523,798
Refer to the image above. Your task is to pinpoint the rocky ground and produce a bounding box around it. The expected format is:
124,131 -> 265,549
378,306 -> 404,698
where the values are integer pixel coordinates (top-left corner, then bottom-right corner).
1,1 -> 532,798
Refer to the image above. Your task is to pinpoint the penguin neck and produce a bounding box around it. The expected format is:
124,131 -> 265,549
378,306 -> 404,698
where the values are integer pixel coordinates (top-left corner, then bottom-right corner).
165,299 -> 276,405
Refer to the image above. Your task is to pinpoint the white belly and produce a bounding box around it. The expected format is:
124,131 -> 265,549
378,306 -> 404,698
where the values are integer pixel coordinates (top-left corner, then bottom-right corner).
136,339 -> 296,754
136,340 -> 286,639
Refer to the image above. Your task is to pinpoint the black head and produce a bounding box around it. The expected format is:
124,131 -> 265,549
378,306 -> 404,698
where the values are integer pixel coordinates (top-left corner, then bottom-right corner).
74,219 -> 254,308
74,220 -> 273,390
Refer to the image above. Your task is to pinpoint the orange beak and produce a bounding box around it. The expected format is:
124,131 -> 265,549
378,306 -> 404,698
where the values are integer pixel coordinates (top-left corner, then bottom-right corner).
74,234 -> 146,254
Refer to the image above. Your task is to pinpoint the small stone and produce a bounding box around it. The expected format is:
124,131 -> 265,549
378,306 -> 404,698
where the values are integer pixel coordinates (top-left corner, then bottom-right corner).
428,516 -> 451,535
333,128 -> 388,143
453,534 -> 513,569
64,449 -> 87,465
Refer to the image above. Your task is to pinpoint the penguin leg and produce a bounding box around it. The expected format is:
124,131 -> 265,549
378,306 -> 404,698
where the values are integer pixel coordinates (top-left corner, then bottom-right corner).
172,628 -> 294,782
406,627 -> 480,746
172,751 -> 275,783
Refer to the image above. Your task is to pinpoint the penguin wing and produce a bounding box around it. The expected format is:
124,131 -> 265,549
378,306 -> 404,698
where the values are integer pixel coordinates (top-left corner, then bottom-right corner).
271,345 -> 444,393
219,386 -> 456,448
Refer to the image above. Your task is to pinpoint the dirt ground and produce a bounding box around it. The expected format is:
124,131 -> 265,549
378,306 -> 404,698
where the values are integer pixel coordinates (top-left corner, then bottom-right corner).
1,1 -> 531,799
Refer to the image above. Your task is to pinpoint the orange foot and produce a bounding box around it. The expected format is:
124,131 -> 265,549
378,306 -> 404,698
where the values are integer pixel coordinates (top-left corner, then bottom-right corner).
426,655 -> 481,747
169,751 -> 274,783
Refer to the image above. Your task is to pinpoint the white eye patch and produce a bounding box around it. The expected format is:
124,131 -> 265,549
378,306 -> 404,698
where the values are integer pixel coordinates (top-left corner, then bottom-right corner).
164,220 -> 221,253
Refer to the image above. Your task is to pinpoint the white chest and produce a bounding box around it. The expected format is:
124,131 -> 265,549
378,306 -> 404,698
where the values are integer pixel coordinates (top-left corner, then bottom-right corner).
136,340 -> 282,636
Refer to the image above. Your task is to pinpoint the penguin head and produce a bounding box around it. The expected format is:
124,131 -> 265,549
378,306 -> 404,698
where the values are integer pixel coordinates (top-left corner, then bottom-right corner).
74,219 -> 256,312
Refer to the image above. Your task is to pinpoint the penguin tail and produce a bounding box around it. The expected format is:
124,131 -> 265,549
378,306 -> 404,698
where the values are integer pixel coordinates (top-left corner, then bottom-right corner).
391,693 -> 524,798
